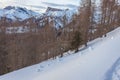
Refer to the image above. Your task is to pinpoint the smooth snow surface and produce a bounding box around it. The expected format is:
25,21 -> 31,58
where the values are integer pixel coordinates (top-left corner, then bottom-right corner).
0,27 -> 120,80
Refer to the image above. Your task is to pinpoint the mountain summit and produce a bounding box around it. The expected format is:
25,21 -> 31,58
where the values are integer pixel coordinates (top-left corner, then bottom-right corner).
0,6 -> 39,21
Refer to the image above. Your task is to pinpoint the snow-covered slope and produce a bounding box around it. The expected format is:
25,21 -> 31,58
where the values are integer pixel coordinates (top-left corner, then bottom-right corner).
0,6 -> 39,21
0,27 -> 120,80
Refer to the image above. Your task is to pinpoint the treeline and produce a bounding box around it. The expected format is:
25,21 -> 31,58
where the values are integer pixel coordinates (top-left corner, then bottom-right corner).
70,0 -> 120,50
0,0 -> 120,75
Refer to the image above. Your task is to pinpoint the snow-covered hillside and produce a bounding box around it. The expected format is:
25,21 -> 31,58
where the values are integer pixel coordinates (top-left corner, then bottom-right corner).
0,27 -> 120,80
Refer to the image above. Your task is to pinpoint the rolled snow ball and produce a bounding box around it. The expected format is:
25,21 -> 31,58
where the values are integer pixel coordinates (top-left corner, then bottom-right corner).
89,46 -> 93,51
111,37 -> 114,39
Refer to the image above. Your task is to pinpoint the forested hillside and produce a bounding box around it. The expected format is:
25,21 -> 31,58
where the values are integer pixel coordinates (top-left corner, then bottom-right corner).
0,0 -> 120,75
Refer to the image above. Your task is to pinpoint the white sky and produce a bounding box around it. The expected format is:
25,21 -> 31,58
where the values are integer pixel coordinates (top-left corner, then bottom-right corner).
0,0 -> 80,7
0,0 -> 80,12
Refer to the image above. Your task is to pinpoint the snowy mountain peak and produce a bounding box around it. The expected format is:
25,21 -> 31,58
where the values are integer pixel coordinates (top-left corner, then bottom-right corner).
4,6 -> 15,10
44,7 -> 77,29
0,6 -> 39,21
0,6 -> 77,29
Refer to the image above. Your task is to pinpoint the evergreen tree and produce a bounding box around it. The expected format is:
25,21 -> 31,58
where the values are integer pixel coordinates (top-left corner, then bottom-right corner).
71,31 -> 82,52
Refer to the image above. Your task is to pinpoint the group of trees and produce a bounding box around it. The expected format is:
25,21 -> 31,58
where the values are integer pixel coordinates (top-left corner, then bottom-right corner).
70,0 -> 120,51
0,0 -> 120,75
0,16 -> 70,75
100,0 -> 120,35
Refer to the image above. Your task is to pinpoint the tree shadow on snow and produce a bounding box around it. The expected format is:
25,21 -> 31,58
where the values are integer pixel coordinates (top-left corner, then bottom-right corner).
104,57 -> 120,80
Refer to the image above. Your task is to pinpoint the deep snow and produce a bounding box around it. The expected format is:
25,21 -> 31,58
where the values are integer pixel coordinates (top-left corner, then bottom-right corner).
0,27 -> 120,80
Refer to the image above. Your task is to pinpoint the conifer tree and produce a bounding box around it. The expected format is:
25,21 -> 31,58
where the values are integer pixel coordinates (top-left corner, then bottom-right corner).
71,31 -> 82,52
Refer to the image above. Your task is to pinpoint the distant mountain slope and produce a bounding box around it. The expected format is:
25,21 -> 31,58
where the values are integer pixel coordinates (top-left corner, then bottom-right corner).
0,6 -> 39,21
0,6 -> 77,29
44,7 -> 77,29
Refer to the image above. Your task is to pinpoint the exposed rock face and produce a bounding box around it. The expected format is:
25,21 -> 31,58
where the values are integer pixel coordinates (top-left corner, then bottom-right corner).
46,7 -> 63,12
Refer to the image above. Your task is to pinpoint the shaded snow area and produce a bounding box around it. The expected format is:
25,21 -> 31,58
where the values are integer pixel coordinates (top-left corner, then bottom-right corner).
105,58 -> 120,80
1,27 -> 120,80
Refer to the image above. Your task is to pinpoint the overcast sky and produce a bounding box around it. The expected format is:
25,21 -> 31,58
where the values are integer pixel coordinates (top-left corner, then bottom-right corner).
0,0 -> 80,7
0,0 -> 80,12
